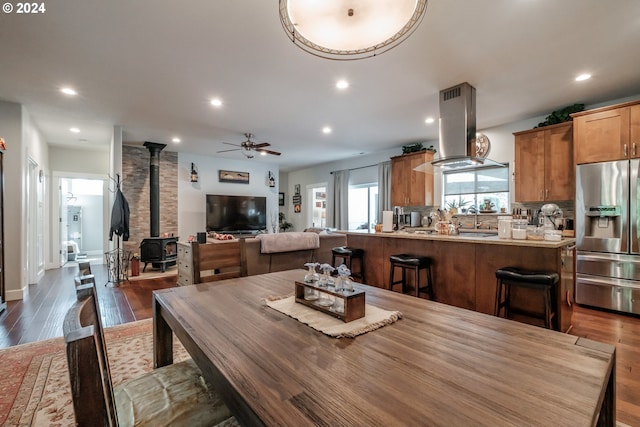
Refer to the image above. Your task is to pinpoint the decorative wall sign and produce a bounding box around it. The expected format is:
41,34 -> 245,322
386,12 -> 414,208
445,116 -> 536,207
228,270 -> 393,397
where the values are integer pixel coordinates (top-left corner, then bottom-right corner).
279,192 -> 285,206
219,170 -> 250,184
293,193 -> 302,213
294,184 -> 301,195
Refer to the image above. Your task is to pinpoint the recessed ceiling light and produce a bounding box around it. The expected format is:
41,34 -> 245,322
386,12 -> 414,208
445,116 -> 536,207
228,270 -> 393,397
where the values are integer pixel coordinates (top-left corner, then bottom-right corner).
60,87 -> 77,96
260,151 -> 267,156
69,127 -> 80,133
172,137 -> 181,143
425,117 -> 435,124
210,98 -> 223,107
322,126 -> 332,134
575,73 -> 591,82
336,80 -> 349,90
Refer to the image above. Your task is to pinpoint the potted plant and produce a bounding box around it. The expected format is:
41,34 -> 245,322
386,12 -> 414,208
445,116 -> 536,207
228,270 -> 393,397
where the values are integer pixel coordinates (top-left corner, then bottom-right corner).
446,198 -> 469,215
278,212 -> 293,232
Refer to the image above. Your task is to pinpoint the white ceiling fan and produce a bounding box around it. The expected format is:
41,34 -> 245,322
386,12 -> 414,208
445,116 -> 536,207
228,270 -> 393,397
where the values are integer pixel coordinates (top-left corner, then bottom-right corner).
216,133 -> 282,159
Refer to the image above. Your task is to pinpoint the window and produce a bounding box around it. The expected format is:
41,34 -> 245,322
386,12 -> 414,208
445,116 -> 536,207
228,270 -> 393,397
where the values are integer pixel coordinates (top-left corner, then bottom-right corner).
443,165 -> 510,212
348,184 -> 378,232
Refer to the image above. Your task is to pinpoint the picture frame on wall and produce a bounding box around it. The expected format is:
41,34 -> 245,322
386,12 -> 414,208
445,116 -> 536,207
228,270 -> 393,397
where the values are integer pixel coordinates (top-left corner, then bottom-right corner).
278,192 -> 285,206
219,170 -> 250,184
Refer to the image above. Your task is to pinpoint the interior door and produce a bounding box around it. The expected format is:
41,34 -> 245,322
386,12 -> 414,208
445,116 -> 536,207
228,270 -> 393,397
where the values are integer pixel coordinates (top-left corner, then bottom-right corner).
59,178 -> 68,265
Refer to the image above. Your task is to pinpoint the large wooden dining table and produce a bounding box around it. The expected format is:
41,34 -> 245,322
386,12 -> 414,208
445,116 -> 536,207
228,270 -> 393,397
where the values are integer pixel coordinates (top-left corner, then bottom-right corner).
153,269 -> 615,426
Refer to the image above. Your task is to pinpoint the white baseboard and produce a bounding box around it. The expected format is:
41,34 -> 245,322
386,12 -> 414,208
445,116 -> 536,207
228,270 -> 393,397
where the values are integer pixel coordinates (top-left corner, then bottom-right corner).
6,286 -> 28,302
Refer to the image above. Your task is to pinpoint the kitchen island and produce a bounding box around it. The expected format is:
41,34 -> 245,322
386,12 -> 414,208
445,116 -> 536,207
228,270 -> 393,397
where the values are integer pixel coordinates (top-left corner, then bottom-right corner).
346,231 -> 576,332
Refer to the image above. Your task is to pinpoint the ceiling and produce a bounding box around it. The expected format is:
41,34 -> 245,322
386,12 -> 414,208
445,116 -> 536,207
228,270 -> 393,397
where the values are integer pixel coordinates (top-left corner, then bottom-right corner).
1,0 -> 639,172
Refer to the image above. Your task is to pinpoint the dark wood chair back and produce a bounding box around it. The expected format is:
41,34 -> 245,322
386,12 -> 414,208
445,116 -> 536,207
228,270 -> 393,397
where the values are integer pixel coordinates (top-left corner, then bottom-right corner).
63,285 -> 118,426
78,261 -> 92,276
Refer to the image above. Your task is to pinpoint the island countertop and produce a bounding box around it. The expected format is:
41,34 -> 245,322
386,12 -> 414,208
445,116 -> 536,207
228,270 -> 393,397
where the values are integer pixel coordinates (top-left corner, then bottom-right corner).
345,230 -> 575,332
345,230 -> 576,248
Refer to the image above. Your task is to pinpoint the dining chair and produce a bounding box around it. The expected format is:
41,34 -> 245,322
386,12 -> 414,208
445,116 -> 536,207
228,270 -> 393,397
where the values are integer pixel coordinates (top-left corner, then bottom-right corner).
63,284 -> 237,427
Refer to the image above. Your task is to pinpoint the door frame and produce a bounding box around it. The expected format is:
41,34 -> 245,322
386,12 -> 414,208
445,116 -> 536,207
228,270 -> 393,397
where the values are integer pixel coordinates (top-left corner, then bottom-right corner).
50,171 -> 109,269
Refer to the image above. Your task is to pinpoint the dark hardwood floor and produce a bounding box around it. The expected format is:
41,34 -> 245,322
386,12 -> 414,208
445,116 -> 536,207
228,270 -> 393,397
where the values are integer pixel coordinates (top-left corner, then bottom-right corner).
1,265 -> 639,425
0,263 -> 175,347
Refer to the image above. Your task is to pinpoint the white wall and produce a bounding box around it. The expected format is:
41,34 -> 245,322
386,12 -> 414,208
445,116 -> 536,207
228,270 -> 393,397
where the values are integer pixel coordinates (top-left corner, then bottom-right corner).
177,153 -> 280,239
0,101 -> 49,300
49,146 -> 110,174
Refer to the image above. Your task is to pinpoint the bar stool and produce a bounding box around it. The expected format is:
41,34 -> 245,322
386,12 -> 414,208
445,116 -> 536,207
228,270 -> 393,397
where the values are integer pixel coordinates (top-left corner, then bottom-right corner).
495,266 -> 559,330
388,254 -> 433,299
332,246 -> 365,282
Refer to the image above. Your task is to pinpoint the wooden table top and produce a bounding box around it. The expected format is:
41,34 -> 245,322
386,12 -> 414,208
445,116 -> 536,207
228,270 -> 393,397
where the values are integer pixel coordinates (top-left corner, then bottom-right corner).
153,269 -> 615,427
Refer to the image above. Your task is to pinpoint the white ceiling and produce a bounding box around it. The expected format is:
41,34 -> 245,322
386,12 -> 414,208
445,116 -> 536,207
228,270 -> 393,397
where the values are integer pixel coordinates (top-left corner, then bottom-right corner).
1,0 -> 639,171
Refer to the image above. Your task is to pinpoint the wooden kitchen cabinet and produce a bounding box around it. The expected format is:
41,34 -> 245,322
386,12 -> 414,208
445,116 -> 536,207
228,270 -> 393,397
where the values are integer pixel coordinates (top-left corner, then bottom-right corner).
572,100 -> 640,164
514,122 -> 574,202
390,150 -> 434,206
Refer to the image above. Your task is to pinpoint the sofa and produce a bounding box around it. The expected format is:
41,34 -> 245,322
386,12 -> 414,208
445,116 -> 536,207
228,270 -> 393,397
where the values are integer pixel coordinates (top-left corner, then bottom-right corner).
241,231 -> 347,276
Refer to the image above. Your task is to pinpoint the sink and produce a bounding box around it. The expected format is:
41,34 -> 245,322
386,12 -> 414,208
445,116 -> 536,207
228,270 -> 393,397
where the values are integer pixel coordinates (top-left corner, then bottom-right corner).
457,232 -> 496,238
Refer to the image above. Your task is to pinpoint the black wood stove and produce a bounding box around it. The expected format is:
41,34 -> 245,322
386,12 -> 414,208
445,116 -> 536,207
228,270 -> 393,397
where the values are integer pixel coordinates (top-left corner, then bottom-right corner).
140,236 -> 177,272
139,142 -> 178,272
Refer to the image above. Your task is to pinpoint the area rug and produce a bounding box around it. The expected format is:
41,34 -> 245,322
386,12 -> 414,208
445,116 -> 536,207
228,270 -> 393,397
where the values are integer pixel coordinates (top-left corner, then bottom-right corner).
0,319 -> 188,426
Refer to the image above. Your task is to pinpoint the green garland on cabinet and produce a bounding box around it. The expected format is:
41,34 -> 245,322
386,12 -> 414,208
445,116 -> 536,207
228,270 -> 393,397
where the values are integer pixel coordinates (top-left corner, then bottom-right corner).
535,103 -> 585,128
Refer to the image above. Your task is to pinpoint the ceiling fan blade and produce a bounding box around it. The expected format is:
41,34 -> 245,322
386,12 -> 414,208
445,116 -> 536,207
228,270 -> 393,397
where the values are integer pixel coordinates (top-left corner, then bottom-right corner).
252,142 -> 271,148
216,148 -> 241,153
222,142 -> 241,147
256,148 -> 281,156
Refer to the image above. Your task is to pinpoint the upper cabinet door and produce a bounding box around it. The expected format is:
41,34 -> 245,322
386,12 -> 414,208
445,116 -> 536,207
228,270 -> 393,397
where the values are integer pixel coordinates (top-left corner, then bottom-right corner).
545,123 -> 574,201
574,105 -> 631,164
514,129 -> 545,202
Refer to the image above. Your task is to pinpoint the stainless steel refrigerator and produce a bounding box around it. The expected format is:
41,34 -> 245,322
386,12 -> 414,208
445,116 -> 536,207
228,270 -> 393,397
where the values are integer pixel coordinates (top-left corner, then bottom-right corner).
575,159 -> 640,314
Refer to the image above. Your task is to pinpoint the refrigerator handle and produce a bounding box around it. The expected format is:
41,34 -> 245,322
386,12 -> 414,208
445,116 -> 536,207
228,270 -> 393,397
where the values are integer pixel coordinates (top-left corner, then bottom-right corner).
632,159 -> 639,254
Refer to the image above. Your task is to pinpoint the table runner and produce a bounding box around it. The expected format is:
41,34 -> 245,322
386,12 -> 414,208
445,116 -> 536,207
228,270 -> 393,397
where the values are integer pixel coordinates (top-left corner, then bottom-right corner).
265,295 -> 402,338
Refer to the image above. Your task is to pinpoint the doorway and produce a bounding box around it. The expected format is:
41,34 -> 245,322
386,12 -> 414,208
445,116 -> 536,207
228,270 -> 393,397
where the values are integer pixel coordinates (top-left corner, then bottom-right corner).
58,177 -> 107,267
306,183 -> 327,229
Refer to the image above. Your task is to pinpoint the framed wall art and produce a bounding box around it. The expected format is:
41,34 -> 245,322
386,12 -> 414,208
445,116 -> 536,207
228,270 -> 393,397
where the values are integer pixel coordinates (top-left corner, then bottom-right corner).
219,170 -> 250,184
279,192 -> 285,206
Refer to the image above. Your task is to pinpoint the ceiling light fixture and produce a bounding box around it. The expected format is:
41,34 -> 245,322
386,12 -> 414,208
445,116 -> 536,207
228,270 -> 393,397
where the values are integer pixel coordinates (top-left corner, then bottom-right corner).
322,126 -> 332,134
336,80 -> 349,89
279,0 -> 428,60
60,87 -> 77,96
425,117 -> 435,124
70,127 -> 80,133
172,137 -> 181,143
210,98 -> 223,107
575,73 -> 591,82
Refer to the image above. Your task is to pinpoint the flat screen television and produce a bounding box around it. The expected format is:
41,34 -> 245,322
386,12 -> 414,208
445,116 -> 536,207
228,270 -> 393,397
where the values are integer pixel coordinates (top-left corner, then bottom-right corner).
206,194 -> 267,234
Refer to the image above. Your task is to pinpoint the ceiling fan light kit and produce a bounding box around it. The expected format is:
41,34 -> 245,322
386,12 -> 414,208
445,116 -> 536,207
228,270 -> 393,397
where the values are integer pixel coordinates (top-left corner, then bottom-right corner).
216,133 -> 282,159
279,0 -> 428,60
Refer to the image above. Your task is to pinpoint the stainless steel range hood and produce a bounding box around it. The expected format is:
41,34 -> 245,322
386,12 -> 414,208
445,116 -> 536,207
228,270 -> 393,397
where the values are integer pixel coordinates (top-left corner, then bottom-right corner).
431,82 -> 502,169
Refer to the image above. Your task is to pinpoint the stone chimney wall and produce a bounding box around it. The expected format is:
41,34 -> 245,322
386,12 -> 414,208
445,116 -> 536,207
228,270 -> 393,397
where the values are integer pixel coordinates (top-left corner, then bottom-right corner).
121,145 -> 178,255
